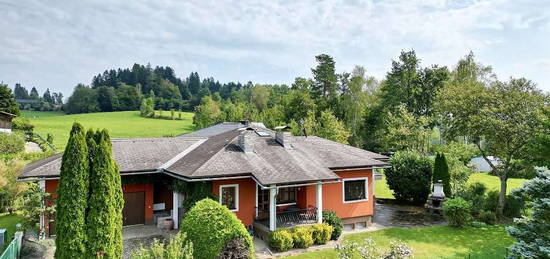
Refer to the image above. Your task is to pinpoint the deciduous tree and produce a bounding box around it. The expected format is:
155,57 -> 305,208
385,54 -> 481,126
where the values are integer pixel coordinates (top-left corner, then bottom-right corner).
437,73 -> 547,215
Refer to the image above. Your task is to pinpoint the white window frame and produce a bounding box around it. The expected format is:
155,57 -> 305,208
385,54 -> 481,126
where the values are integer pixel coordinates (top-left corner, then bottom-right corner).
342,177 -> 369,203
219,184 -> 239,212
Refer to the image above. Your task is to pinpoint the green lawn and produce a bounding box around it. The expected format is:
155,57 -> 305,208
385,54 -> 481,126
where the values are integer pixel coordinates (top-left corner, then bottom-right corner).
375,173 -> 527,199
0,214 -> 24,250
21,111 -> 195,150
284,225 -> 513,259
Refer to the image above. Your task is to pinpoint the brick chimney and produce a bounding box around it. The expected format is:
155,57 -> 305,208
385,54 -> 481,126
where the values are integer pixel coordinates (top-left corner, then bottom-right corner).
274,126 -> 292,148
238,128 -> 254,153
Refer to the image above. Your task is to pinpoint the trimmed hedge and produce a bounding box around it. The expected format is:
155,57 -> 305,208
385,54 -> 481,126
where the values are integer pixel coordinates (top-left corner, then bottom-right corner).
322,210 -> 343,240
268,229 -> 294,252
181,198 -> 254,259
292,226 -> 314,248
386,151 -> 433,205
311,223 -> 333,245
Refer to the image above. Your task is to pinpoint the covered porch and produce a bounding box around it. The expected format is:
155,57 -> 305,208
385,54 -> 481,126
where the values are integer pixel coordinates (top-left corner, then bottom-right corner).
252,182 -> 326,240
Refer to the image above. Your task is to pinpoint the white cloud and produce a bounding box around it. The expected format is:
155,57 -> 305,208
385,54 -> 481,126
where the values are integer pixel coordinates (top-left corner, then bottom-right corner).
0,0 -> 548,95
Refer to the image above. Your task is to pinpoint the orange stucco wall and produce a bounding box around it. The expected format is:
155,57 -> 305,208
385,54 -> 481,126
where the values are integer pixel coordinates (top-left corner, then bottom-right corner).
296,169 -> 374,219
212,178 -> 257,227
322,169 -> 374,218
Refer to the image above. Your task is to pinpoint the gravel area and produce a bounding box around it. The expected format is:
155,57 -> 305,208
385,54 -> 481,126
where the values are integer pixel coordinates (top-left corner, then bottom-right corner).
123,234 -> 166,259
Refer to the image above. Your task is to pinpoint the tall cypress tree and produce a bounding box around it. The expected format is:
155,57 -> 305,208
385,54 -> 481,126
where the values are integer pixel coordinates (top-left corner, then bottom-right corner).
55,123 -> 89,258
433,153 -> 451,197
86,129 -> 122,257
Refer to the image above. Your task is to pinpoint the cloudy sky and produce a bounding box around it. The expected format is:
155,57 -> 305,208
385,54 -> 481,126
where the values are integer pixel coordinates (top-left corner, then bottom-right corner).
1,0 -> 549,96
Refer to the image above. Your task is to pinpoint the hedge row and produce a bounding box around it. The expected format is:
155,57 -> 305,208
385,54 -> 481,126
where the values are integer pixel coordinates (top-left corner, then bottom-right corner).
268,223 -> 333,252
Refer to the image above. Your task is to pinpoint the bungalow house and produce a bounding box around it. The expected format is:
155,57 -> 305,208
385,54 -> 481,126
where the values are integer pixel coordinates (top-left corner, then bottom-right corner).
0,111 -> 16,133
18,121 -> 389,238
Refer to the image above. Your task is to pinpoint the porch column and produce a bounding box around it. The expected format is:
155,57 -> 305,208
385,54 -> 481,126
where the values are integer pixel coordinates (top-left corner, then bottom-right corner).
39,180 -> 45,239
316,182 -> 323,223
269,185 -> 277,231
172,191 -> 180,229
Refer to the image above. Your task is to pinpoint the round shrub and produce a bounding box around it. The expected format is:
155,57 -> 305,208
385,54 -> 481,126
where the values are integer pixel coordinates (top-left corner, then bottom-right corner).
0,133 -> 25,155
385,151 -> 433,205
181,198 -> 254,259
268,229 -> 293,252
311,223 -> 333,245
442,197 -> 472,227
291,226 -> 313,248
477,210 -> 497,225
322,210 -> 343,240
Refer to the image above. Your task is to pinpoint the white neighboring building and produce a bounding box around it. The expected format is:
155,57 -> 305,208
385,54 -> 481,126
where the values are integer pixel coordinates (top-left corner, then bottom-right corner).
469,156 -> 500,172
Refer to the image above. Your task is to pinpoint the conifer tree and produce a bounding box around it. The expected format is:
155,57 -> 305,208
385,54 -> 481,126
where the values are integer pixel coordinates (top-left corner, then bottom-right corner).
433,153 -> 451,197
86,129 -> 123,258
55,123 -> 89,258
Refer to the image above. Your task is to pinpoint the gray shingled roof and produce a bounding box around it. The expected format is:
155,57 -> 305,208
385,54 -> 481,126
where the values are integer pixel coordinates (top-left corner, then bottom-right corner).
166,126 -> 388,185
18,137 -> 205,180
19,123 -> 389,185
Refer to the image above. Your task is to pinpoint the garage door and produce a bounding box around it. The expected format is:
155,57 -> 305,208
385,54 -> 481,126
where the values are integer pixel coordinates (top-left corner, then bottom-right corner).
123,191 -> 145,226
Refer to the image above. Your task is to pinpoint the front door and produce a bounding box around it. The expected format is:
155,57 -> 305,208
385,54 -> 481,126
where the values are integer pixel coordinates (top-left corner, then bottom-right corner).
123,191 -> 145,226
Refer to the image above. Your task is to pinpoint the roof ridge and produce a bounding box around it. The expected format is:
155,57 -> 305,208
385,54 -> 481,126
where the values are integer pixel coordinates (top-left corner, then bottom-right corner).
188,130 -> 241,176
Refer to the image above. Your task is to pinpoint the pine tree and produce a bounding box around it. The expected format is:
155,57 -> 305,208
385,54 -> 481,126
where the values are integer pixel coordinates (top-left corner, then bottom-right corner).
86,129 -> 123,258
506,171 -> 549,258
433,153 -> 451,197
55,123 -> 89,258
0,84 -> 20,115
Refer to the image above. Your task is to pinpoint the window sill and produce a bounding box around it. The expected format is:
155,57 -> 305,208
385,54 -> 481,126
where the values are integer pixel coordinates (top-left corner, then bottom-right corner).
343,198 -> 369,204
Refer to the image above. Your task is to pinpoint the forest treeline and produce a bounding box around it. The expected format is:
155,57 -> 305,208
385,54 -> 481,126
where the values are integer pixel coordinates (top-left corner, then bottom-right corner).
8,50 -> 547,156
12,83 -> 63,111
64,64 -> 251,114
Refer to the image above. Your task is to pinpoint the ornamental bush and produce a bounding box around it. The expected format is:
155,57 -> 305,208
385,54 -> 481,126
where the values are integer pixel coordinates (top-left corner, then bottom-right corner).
477,210 -> 497,225
322,210 -> 343,240
292,226 -> 314,248
385,151 -> 433,205
268,229 -> 294,252
433,153 -> 451,197
130,231 -> 193,259
442,197 -> 472,227
0,132 -> 25,155
181,198 -> 254,259
311,223 -> 333,245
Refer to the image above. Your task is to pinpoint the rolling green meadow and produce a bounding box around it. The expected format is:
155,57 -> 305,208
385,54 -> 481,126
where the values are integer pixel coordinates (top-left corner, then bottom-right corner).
21,111 -> 195,150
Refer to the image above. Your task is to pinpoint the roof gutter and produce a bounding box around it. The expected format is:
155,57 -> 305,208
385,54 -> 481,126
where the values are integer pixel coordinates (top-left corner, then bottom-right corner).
331,165 -> 391,172
162,170 -> 342,190
17,169 -> 159,182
